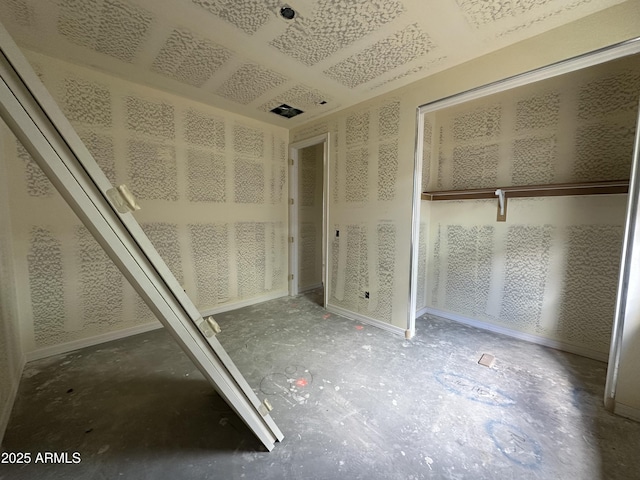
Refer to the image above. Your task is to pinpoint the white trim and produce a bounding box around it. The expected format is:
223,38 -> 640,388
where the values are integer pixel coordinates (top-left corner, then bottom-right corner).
0,354 -> 24,443
408,106 -> 424,337
201,291 -> 288,317
605,98 -> 640,410
26,322 -> 163,362
421,307 -> 609,362
326,304 -> 407,337
418,37 -> 640,114
289,134 -> 329,151
614,402 -> 640,422
288,133 -> 330,308
288,144 -> 299,297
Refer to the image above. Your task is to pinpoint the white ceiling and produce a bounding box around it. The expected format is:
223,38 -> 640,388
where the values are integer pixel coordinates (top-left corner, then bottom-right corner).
0,0 -> 630,128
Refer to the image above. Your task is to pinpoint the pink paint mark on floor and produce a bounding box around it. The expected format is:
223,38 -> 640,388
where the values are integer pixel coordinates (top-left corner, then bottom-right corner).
295,378 -> 308,387
355,325 -> 364,330
323,313 -> 331,319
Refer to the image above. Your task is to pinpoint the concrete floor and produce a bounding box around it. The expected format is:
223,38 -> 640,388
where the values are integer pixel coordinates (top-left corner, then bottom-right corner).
2,290 -> 640,479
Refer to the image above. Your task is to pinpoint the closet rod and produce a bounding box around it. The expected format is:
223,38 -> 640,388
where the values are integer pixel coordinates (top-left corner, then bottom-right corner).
421,180 -> 629,201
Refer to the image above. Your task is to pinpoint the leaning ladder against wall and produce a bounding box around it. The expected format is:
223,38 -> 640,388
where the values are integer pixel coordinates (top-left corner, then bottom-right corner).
0,23 -> 283,451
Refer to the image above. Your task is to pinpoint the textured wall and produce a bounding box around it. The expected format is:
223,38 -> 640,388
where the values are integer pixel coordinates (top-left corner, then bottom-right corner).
298,143 -> 323,291
3,50 -> 288,354
292,97 -> 408,328
422,54 -> 640,355
0,133 -> 24,443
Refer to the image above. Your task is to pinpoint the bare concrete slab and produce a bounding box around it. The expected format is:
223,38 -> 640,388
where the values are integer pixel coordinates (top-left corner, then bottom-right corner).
2,290 -> 639,479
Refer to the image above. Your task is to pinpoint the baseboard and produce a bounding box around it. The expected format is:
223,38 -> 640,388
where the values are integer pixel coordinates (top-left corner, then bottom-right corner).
614,402 -> 640,422
26,322 -> 163,362
416,306 -> 429,318
0,353 -> 25,446
201,291 -> 288,317
420,307 -> 609,362
26,292 -> 289,363
326,304 -> 407,337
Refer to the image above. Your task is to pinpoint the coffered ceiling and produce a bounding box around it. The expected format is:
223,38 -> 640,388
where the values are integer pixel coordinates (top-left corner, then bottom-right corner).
0,0 -> 631,127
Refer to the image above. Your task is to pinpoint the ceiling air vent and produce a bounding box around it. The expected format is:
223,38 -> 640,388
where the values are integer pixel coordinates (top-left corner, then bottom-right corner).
270,104 -> 303,119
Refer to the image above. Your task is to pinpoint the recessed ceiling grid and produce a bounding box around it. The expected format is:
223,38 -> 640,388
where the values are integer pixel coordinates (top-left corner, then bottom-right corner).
0,0 -> 630,126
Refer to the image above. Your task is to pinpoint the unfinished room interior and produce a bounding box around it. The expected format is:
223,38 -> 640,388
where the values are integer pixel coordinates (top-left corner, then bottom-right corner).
1,0 -> 640,478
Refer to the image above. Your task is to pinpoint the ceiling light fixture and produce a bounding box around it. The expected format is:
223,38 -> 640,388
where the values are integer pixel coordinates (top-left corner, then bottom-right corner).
280,6 -> 296,20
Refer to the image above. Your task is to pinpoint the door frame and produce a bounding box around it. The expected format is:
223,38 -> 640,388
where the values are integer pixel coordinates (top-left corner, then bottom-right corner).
288,133 -> 330,307
605,99 -> 640,413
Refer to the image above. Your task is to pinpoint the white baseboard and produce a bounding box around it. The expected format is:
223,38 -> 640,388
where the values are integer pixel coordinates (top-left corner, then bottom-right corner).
26,291 -> 290,362
201,291 -> 288,317
614,402 -> 640,422
0,353 -> 25,445
26,322 -> 163,362
326,304 -> 408,337
419,307 -> 609,362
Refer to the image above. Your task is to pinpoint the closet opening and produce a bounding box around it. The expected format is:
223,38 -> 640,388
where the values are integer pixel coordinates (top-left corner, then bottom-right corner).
409,39 -> 640,413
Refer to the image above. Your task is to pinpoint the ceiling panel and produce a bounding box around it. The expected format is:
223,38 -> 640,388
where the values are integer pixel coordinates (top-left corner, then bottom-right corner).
151,28 -> 232,87
269,0 -> 405,66
324,24 -> 437,88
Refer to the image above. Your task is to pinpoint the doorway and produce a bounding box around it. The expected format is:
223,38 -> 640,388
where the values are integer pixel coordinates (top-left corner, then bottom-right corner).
288,134 -> 329,307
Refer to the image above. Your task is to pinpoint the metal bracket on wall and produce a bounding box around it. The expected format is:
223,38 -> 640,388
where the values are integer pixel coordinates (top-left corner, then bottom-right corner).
495,189 -> 507,222
0,21 -> 283,451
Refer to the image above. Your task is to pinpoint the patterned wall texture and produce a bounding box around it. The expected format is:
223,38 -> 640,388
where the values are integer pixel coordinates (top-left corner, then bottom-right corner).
423,54 -> 640,355
292,96 -> 405,328
557,225 -> 624,349
431,55 -> 640,191
2,51 -> 288,351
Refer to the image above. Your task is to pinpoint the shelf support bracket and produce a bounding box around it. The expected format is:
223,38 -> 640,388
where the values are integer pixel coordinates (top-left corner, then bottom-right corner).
495,189 -> 507,222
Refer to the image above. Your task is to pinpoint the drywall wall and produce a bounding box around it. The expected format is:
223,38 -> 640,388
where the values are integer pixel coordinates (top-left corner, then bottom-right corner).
0,128 -> 24,444
420,55 -> 640,358
298,143 -> 324,291
289,3 -> 640,334
2,49 -> 289,357
292,95 -> 410,331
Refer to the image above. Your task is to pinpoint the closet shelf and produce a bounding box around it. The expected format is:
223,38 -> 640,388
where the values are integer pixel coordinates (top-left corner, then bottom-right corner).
421,180 -> 629,201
